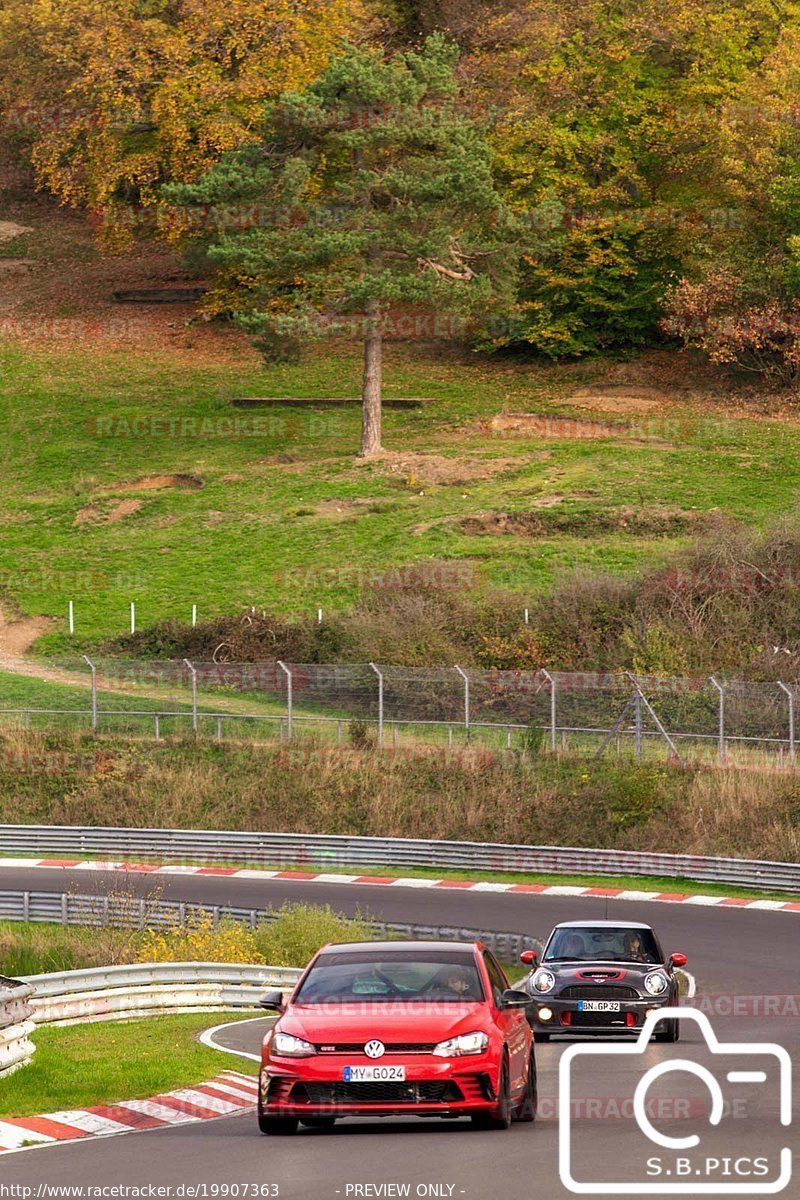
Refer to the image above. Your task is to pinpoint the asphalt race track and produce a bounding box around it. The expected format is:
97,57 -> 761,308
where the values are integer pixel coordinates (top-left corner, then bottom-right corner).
1,865 -> 797,1199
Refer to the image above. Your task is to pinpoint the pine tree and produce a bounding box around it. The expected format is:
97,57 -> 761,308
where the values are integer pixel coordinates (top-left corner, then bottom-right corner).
169,34 -> 512,457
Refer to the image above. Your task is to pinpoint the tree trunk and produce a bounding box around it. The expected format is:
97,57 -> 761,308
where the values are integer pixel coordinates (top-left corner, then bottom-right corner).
359,301 -> 383,458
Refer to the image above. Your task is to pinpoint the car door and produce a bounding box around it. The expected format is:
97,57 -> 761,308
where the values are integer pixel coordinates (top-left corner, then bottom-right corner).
483,950 -> 529,1094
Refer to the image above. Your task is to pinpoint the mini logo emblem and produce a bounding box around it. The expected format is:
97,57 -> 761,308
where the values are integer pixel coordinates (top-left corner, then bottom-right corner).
364,1040 -> 385,1059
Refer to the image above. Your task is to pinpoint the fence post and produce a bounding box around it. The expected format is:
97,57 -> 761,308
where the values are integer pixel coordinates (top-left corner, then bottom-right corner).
634,689 -> 642,758
542,670 -> 556,752
277,661 -> 292,742
710,676 -> 725,764
184,659 -> 198,733
454,666 -> 470,741
778,681 -> 795,765
82,655 -> 97,734
369,662 -> 384,748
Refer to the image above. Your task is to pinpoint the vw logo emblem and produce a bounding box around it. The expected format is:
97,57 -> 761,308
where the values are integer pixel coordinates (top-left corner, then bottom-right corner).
364,1040 -> 385,1059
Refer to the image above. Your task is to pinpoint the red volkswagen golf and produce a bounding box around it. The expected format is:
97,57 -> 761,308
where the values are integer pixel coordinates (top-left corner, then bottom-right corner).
257,940 -> 536,1134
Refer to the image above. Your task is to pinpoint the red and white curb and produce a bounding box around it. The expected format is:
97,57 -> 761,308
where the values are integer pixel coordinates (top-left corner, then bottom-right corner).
0,856 -> 797,912
0,1069 -> 257,1155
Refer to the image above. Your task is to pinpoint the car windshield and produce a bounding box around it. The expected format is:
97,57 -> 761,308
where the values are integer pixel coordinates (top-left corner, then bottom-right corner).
544,926 -> 660,964
294,949 -> 485,1004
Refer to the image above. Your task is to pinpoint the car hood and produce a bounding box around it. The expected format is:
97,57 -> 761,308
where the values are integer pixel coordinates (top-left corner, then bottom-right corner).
278,1002 -> 487,1044
539,961 -> 665,985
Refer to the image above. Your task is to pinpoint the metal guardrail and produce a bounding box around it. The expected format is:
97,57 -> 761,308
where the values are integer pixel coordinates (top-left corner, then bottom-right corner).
1,824 -> 798,893
0,978 -> 35,1076
19,962 -> 301,1026
0,891 -> 539,962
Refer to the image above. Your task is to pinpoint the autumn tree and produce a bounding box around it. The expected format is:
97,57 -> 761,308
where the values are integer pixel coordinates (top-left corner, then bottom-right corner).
0,0 -> 362,243
169,34 -> 512,457
461,0 -> 798,356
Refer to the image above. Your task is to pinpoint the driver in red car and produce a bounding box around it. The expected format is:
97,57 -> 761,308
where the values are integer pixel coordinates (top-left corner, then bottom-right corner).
430,965 -> 476,996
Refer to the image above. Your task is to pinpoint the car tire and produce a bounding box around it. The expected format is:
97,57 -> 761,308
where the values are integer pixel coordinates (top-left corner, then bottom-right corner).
471,1058 -> 512,1130
513,1052 -> 537,1123
655,1017 -> 679,1043
533,1031 -> 551,1043
258,1100 -> 299,1136
300,1117 -> 336,1129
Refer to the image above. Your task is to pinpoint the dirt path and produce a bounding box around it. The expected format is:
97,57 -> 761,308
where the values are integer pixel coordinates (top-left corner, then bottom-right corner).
0,626 -> 286,719
0,606 -> 52,658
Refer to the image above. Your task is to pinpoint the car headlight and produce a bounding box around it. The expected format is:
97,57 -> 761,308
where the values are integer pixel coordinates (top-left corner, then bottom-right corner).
432,1031 -> 489,1058
531,969 -> 556,993
644,972 -> 669,996
271,1031 -> 316,1057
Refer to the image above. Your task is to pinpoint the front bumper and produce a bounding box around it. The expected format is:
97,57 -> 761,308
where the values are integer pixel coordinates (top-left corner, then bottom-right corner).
260,1055 -> 500,1118
528,994 -> 674,1036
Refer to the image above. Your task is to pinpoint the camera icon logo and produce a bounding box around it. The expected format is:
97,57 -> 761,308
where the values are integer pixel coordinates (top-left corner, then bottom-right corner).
558,1008 -> 792,1194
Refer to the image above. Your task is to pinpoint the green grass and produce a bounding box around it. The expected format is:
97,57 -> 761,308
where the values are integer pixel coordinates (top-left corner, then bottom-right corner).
1,340 -> 798,653
0,1013 -> 257,1119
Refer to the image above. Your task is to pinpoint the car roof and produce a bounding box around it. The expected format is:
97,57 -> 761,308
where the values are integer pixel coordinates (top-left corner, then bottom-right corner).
551,920 -> 654,931
316,940 -> 480,955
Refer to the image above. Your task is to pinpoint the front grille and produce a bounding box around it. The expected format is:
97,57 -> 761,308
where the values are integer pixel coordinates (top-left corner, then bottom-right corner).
315,1042 -> 437,1055
290,1080 -> 463,1106
561,986 -> 639,1000
568,1010 -> 632,1027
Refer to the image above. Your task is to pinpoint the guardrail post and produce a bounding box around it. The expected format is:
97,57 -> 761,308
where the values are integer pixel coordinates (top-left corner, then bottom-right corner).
542,670 -> 556,752
184,659 -> 198,733
710,676 -> 725,764
454,666 -> 470,741
778,681 -> 795,765
277,661 -> 292,742
82,655 -> 97,734
369,662 -> 383,748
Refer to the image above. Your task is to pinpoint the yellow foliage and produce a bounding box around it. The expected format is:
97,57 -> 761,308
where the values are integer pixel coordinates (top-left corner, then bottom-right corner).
138,911 -> 266,964
0,0 -> 365,242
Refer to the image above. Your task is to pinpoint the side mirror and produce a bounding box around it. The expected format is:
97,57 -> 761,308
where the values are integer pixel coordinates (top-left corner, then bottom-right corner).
499,988 -> 531,1009
669,953 -> 687,969
519,950 -> 538,967
259,989 -> 285,1012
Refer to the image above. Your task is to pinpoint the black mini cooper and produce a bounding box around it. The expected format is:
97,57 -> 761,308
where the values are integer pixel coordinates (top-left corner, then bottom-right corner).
520,920 -> 687,1042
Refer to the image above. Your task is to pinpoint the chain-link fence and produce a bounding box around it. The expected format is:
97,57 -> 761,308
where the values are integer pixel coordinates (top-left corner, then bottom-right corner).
1,659 -> 799,768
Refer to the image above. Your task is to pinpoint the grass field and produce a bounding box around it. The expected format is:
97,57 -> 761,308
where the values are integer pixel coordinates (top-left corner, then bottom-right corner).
0,1013 -> 257,1119
1,337 -> 798,655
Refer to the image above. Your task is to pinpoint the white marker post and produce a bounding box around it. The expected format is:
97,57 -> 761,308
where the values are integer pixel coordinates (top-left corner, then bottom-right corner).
130,602 -> 136,635
192,604 -> 197,627
68,600 -> 74,635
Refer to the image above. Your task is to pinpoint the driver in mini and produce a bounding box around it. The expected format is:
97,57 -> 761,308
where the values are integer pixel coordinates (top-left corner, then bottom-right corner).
623,931 -> 652,962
